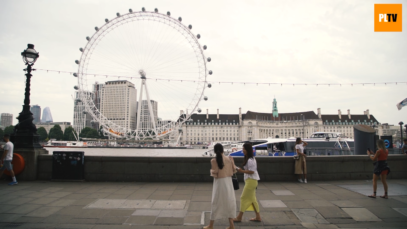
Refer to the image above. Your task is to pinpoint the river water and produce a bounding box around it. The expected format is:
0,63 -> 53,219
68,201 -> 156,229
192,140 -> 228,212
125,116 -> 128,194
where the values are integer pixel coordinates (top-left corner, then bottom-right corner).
44,147 -> 209,157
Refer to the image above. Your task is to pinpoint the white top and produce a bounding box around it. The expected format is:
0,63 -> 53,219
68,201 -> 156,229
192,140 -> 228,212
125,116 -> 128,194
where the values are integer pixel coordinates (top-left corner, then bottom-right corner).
295,143 -> 304,155
4,141 -> 14,161
243,158 -> 260,181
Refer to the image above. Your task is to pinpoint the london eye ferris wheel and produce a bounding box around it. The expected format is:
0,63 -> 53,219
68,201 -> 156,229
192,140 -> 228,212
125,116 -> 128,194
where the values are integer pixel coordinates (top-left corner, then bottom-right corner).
74,7 -> 212,140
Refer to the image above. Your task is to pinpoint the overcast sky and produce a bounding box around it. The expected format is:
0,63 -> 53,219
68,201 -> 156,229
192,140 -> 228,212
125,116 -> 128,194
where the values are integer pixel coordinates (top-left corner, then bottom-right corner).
0,0 -> 406,127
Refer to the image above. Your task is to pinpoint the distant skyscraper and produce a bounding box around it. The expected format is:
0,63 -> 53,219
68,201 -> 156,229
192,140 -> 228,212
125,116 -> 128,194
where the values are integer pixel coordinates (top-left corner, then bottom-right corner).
73,91 -> 94,134
138,100 -> 158,131
100,80 -> 137,131
41,107 -> 53,123
0,113 -> 13,127
31,105 -> 41,124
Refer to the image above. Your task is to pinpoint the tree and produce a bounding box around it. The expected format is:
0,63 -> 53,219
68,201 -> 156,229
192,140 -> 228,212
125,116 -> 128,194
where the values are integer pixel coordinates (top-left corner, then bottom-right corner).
80,127 -> 93,138
37,127 -> 48,141
49,124 -> 64,140
0,128 -> 3,140
86,129 -> 100,138
63,126 -> 77,141
4,125 -> 14,135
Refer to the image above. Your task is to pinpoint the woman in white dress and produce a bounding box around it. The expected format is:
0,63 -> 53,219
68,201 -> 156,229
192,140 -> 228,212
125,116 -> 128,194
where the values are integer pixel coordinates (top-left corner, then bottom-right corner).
204,143 -> 237,229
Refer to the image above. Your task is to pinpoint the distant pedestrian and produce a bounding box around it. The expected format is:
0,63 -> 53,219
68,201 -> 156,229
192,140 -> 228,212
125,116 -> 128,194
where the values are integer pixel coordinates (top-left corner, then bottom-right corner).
402,139 -> 407,155
0,134 -> 18,185
367,139 -> 390,199
295,137 -> 308,183
204,143 -> 237,229
233,143 -> 261,223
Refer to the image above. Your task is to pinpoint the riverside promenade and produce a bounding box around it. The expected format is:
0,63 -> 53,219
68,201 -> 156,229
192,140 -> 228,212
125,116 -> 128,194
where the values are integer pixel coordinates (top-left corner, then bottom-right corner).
0,179 -> 406,229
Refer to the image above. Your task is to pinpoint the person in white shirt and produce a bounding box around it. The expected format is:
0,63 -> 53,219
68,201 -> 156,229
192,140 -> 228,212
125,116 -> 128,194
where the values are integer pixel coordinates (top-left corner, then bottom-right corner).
233,143 -> 261,223
0,134 -> 18,185
295,137 -> 308,183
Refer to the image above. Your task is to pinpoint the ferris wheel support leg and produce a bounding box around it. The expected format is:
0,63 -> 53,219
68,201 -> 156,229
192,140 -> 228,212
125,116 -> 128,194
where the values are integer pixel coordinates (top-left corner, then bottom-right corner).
135,80 -> 144,140
144,80 -> 157,136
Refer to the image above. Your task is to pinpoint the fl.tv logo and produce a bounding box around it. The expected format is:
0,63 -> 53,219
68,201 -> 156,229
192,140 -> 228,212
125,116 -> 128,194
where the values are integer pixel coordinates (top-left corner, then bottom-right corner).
374,4 -> 402,32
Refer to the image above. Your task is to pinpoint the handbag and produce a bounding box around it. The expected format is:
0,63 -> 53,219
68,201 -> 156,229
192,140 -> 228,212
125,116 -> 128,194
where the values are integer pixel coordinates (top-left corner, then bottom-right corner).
293,155 -> 299,160
232,173 -> 239,190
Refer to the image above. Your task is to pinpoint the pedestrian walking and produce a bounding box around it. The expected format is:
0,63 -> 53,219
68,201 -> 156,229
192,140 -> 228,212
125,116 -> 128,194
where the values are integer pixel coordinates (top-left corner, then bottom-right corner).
295,137 -> 308,183
233,143 -> 261,223
402,139 -> 407,155
0,134 -> 18,185
367,139 -> 390,199
204,143 -> 237,229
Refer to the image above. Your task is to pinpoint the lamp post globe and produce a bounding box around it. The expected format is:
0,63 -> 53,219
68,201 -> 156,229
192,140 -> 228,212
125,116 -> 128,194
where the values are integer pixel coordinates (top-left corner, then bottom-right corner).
21,44 -> 39,65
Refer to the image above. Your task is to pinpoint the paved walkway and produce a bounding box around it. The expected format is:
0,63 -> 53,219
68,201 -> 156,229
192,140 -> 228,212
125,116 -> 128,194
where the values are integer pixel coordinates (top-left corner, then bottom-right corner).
0,179 -> 406,229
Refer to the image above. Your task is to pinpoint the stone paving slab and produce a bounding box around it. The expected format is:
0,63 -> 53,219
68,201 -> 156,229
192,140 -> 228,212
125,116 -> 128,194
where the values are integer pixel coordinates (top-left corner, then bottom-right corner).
393,208 -> 407,217
292,209 -> 329,224
342,208 -> 382,222
272,190 -> 295,195
260,200 -> 287,208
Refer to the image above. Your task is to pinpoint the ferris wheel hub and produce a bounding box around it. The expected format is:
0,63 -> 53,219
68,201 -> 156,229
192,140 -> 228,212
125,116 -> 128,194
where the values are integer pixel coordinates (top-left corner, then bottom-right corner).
139,69 -> 146,79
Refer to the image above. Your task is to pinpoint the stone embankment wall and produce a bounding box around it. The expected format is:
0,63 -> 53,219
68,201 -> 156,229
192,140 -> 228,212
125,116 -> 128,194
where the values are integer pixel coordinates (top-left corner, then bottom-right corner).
37,155 -> 407,182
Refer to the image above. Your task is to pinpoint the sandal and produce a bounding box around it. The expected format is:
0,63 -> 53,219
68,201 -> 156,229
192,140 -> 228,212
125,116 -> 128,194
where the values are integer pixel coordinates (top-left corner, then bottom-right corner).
368,192 -> 376,198
232,218 -> 242,222
380,192 -> 388,199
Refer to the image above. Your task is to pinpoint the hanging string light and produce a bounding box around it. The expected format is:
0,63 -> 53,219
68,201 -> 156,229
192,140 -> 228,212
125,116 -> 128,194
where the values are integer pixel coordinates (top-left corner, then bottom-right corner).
36,68 -> 407,87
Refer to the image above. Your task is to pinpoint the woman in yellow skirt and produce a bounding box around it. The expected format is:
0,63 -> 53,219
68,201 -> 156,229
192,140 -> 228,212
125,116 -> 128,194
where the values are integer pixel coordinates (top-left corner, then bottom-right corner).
233,143 -> 261,222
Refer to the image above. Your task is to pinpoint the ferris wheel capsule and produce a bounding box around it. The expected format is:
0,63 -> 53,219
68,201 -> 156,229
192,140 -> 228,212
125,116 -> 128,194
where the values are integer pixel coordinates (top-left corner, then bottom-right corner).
73,73 -> 78,77
198,108 -> 202,113
197,34 -> 201,39
178,17 -> 182,22
79,48 -> 83,52
74,86 -> 79,90
208,83 -> 212,88
129,9 -> 133,13
75,60 -> 80,64
86,36 -> 90,41
95,27 -> 99,31
188,25 -> 192,29
209,70 -> 212,75
207,57 -> 211,62
142,7 -> 145,11
203,45 -> 207,50
154,8 -> 158,13
167,11 -> 170,16
105,18 -> 109,23
204,96 -> 208,101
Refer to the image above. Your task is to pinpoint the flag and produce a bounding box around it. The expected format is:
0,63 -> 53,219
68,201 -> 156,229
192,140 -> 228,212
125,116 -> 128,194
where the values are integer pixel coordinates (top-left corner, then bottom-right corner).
397,98 -> 407,110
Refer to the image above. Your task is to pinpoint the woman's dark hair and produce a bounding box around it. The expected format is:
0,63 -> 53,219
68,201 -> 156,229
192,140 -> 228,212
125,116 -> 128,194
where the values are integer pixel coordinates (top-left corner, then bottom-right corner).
242,143 -> 254,166
214,143 -> 224,169
295,137 -> 302,145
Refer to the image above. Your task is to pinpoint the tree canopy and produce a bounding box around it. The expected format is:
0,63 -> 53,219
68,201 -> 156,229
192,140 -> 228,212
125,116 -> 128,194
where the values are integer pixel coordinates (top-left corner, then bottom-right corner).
63,126 -> 77,141
80,127 -> 100,139
4,125 -> 14,135
37,127 -> 48,141
0,128 -> 3,140
49,124 -> 64,140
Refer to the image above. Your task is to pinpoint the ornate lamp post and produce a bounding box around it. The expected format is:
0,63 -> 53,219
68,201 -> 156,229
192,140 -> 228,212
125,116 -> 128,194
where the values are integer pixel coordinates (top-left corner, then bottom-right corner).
399,122 -> 404,142
10,44 -> 42,148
